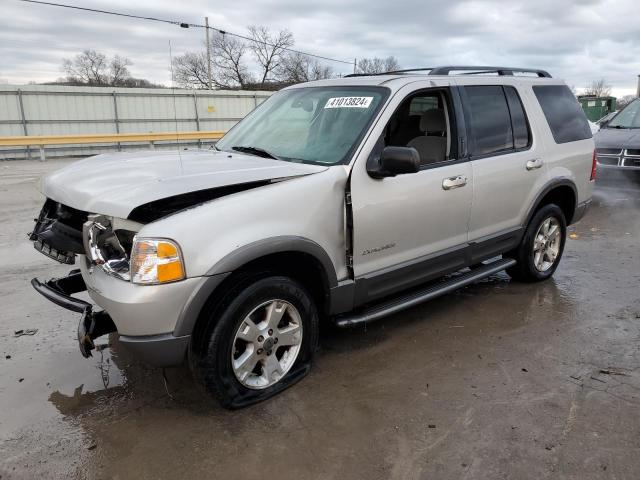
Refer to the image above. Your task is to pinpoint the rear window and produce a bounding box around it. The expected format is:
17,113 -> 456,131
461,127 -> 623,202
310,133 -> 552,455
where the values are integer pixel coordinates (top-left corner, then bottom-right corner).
533,85 -> 592,144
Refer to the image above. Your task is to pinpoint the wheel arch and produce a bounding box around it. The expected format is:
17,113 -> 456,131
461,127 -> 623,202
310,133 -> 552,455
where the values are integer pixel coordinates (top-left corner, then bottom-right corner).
525,179 -> 578,227
174,236 -> 338,337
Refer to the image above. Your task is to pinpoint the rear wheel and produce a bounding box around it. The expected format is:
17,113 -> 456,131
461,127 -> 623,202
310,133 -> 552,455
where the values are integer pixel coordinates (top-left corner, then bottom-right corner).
506,204 -> 567,282
189,275 -> 319,409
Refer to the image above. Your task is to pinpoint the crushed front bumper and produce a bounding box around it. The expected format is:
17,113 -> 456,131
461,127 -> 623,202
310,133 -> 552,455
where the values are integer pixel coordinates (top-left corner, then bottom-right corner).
32,268 -> 193,367
31,270 -> 116,357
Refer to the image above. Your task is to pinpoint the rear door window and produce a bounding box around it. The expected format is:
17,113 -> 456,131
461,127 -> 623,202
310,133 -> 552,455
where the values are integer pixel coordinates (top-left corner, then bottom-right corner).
463,86 -> 514,156
533,85 -> 592,143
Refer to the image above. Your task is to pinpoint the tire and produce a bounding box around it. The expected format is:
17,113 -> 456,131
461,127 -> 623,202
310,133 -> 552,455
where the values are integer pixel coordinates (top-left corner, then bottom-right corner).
506,204 -> 567,282
189,275 -> 319,409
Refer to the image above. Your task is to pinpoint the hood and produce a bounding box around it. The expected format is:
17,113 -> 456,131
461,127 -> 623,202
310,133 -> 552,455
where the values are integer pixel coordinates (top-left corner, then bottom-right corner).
594,128 -> 640,150
42,149 -> 327,219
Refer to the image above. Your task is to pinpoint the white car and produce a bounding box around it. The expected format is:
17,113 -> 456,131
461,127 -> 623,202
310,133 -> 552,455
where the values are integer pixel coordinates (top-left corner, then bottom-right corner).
31,66 -> 595,408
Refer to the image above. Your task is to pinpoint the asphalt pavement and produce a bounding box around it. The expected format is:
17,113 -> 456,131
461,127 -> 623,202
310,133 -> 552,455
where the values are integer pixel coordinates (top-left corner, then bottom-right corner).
1,159 -> 639,479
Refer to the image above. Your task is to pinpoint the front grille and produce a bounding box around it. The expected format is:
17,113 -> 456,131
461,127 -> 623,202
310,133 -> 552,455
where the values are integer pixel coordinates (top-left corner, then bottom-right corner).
597,148 -> 622,155
597,156 -> 619,166
626,149 -> 640,157
623,157 -> 640,167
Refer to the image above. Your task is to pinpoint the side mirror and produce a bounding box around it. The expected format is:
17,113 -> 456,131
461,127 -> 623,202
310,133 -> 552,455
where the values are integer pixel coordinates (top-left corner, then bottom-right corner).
368,146 -> 421,178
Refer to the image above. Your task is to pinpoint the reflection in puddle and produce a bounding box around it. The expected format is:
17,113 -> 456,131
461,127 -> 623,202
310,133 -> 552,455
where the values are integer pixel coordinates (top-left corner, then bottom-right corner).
49,384 -> 127,417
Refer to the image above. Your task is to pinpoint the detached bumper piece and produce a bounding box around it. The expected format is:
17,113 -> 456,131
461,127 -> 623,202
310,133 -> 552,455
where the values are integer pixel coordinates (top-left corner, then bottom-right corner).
31,270 -> 116,358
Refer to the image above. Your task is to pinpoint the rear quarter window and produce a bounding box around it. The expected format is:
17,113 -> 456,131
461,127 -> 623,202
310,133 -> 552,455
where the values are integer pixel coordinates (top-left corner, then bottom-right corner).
533,85 -> 592,144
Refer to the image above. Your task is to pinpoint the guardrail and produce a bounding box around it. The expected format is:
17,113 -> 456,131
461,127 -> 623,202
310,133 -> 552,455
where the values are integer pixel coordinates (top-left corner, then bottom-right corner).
0,131 -> 226,161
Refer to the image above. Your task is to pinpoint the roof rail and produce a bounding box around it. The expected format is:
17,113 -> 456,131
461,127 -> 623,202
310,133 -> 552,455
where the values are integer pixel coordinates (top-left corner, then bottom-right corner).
428,66 -> 551,78
344,66 -> 552,78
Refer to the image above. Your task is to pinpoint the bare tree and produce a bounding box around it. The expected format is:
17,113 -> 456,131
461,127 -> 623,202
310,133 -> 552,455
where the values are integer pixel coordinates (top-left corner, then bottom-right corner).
109,55 -> 132,86
172,51 -> 210,89
357,56 -> 400,74
248,26 -> 294,85
616,95 -> 637,110
62,50 -> 133,86
278,52 -> 333,83
62,49 -> 108,85
212,33 -> 253,88
584,78 -> 612,97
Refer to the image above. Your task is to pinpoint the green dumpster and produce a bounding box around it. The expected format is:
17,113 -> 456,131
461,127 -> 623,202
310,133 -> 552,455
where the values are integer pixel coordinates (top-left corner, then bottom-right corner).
577,96 -> 617,122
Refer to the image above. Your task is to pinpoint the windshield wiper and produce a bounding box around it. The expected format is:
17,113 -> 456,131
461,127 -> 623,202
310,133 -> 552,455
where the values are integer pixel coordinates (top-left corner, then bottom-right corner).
231,145 -> 282,160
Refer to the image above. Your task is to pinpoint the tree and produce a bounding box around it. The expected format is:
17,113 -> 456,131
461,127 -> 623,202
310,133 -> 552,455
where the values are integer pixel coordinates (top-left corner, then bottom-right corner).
584,78 -> 612,98
62,49 -> 108,85
356,56 -> 400,74
278,52 -> 333,83
109,55 -> 132,86
61,49 -> 133,86
616,95 -> 637,110
172,51 -> 210,89
248,26 -> 294,85
212,33 -> 253,88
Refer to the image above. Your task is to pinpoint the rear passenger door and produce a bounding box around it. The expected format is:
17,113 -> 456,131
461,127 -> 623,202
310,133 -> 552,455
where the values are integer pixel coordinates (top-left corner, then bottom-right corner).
459,84 -> 546,261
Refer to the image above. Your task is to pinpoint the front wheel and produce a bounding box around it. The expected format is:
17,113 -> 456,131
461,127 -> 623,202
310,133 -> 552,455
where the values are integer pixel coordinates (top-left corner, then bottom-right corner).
506,204 -> 567,282
189,275 -> 319,409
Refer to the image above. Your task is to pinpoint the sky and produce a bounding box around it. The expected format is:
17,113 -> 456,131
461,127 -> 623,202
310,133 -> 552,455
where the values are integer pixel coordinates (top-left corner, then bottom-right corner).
1,0 -> 639,97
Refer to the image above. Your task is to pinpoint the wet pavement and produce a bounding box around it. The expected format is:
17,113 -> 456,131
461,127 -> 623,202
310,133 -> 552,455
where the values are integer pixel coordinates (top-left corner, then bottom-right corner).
1,159 -> 639,479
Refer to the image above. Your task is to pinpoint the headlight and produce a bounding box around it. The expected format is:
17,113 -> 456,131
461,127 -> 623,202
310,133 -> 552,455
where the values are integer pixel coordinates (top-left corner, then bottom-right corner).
130,238 -> 185,285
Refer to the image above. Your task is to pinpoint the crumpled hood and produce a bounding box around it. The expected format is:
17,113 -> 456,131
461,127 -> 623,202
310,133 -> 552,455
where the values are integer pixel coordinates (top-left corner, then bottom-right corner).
42,149 -> 327,219
595,128 -> 640,150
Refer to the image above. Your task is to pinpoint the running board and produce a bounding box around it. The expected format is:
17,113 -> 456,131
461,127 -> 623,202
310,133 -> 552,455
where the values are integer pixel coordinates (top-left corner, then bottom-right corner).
334,258 -> 516,328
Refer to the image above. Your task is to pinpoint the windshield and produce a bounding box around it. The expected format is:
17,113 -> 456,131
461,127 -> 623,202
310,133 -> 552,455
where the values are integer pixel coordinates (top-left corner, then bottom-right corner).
216,86 -> 389,165
607,99 -> 640,128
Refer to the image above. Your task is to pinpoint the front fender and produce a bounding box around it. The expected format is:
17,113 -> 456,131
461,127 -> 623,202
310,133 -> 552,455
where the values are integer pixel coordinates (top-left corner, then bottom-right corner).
139,166 -> 350,283
171,236 -> 338,337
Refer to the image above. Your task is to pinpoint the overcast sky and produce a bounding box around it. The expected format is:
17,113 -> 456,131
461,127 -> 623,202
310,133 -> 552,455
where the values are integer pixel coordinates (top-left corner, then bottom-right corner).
1,0 -> 639,96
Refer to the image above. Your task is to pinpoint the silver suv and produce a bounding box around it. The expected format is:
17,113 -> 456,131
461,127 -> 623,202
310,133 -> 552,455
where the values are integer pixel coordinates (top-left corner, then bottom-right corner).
31,66 -> 595,408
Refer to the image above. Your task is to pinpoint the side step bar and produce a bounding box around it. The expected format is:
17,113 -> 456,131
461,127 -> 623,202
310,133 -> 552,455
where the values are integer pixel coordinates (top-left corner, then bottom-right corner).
334,258 -> 516,328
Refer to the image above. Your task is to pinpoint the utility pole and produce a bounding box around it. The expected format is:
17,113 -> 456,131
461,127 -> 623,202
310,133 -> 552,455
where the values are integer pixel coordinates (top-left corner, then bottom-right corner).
205,16 -> 212,90
353,58 -> 357,74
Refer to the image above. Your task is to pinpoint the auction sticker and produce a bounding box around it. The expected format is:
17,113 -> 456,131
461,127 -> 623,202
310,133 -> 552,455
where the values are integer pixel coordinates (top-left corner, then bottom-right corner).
324,96 -> 373,109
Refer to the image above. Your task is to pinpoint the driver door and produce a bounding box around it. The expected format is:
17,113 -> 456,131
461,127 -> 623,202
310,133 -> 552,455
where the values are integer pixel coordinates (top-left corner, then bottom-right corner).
349,84 -> 472,303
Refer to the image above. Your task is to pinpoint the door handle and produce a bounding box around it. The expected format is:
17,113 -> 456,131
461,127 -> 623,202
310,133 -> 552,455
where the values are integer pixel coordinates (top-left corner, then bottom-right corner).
442,175 -> 467,190
526,158 -> 543,170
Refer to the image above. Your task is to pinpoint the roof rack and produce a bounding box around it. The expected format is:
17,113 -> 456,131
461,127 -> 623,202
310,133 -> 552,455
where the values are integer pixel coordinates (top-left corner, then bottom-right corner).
344,66 -> 551,78
428,66 -> 551,77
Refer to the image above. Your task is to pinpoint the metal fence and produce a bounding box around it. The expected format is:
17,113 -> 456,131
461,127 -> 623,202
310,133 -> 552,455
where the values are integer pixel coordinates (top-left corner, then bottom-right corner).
0,84 -> 273,160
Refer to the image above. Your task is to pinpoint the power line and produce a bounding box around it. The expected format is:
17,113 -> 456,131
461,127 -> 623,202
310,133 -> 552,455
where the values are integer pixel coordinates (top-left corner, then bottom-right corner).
16,0 -> 355,66
18,0 -> 184,26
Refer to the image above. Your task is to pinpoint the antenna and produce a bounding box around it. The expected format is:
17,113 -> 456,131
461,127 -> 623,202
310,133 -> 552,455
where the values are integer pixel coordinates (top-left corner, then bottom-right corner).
168,40 -> 183,174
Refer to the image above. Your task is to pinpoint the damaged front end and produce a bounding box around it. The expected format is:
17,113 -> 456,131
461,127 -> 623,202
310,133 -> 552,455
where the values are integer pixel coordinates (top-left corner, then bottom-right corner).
29,200 -> 135,357
29,199 -> 87,264
31,270 -> 116,357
